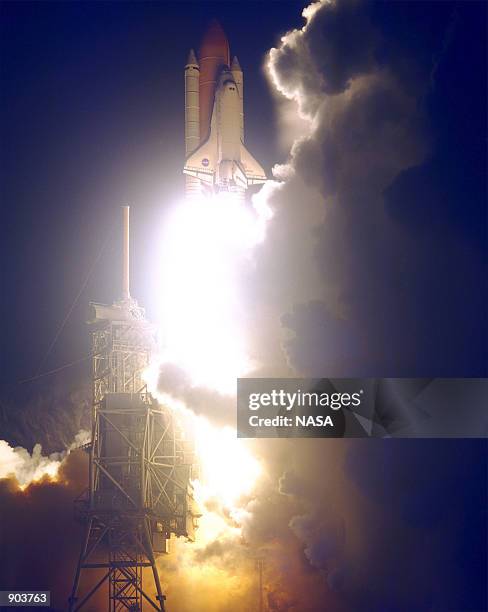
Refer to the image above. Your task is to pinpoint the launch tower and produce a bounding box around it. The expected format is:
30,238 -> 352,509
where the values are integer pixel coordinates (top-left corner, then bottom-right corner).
69,207 -> 197,612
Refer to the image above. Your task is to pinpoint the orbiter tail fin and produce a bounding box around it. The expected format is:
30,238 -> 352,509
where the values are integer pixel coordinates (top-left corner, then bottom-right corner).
239,143 -> 267,185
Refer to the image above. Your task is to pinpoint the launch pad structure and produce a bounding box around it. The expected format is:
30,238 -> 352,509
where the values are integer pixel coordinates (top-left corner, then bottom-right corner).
69,207 -> 198,612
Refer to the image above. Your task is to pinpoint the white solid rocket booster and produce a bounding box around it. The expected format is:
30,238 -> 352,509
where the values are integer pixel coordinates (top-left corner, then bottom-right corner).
184,49 -> 201,198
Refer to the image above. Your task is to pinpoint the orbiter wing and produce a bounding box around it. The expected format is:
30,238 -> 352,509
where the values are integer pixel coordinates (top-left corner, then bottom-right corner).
183,138 -> 267,187
183,136 -> 217,186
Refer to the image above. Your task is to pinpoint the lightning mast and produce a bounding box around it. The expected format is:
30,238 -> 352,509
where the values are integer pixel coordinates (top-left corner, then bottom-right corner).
69,206 -> 198,612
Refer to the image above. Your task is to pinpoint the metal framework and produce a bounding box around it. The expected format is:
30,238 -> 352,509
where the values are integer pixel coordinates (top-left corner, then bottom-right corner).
69,296 -> 197,612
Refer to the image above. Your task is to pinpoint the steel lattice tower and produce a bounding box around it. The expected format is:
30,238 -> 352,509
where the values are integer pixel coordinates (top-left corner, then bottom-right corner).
69,207 -> 198,611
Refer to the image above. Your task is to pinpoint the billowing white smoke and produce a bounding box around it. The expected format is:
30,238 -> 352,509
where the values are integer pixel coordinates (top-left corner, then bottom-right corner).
0,430 -> 90,488
255,0 -> 428,376
243,0 -> 438,603
0,440 -> 62,487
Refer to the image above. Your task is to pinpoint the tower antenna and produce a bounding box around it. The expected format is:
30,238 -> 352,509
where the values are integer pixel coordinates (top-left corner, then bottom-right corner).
122,205 -> 130,300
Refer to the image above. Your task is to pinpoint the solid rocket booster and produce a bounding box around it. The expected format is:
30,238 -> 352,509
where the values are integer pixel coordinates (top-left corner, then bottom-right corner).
184,49 -> 201,197
183,20 -> 267,198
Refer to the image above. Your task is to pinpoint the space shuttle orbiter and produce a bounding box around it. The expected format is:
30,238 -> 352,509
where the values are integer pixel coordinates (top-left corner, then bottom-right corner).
183,20 -> 267,199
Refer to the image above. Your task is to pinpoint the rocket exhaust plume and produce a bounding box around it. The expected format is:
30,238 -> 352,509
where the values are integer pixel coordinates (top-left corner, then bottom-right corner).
154,193 -> 271,394
146,26 -> 274,573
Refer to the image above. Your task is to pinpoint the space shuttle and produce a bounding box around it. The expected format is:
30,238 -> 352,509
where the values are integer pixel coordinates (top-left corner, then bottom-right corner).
183,20 -> 267,199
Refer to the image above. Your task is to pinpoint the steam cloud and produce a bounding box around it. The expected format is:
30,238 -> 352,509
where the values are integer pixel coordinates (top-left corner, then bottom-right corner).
0,440 -> 63,486
256,0 -> 431,377
250,0 -> 485,380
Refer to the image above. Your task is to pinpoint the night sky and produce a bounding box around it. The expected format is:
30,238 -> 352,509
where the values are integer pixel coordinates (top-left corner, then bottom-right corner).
0,1 -> 486,611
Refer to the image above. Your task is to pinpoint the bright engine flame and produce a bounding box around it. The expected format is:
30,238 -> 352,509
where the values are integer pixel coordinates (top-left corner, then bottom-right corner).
156,193 -> 270,394
152,190 -> 271,510
194,419 -> 261,508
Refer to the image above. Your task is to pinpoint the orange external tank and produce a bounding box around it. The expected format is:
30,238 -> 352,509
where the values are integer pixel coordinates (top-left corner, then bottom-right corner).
198,19 -> 230,142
